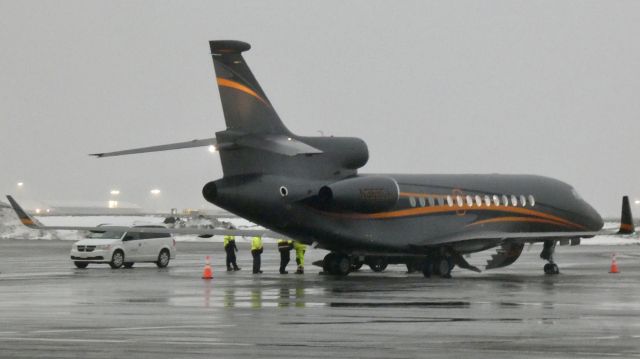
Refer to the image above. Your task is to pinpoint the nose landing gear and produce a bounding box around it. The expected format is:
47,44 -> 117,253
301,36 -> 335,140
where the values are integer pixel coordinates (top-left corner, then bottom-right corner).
540,240 -> 560,275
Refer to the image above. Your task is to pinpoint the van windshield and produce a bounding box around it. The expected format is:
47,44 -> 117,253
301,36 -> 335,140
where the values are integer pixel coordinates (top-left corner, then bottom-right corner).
87,231 -> 124,239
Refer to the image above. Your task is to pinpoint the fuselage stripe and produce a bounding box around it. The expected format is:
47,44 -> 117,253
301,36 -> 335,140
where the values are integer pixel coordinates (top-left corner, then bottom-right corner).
322,204 -> 586,230
465,216 -> 582,229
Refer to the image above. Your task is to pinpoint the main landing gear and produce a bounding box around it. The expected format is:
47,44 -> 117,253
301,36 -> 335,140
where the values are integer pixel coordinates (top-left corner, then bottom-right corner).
540,240 -> 560,275
421,255 -> 454,279
322,252 -> 352,276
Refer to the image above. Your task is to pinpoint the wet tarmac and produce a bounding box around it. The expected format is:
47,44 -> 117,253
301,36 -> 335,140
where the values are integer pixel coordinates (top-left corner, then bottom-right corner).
1,239 -> 640,358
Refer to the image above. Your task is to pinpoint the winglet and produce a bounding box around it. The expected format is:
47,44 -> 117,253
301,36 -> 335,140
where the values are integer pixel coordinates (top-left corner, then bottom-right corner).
5,195 -> 41,229
618,196 -> 635,234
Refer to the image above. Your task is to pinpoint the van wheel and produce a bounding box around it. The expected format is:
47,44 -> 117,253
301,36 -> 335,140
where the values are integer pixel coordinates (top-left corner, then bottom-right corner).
74,262 -> 88,269
123,263 -> 134,269
109,250 -> 124,269
156,249 -> 170,268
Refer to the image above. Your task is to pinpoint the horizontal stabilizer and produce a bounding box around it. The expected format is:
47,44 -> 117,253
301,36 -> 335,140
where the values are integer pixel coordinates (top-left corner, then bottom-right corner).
618,196 -> 635,234
235,135 -> 322,156
91,138 -> 217,158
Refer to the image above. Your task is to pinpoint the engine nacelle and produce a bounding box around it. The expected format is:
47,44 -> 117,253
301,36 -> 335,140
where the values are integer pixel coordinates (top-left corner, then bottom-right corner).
318,176 -> 400,213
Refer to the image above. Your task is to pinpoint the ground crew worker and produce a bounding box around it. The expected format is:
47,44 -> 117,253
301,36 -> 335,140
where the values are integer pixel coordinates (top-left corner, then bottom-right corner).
293,241 -> 307,274
277,239 -> 293,274
251,236 -> 263,274
223,235 -> 240,271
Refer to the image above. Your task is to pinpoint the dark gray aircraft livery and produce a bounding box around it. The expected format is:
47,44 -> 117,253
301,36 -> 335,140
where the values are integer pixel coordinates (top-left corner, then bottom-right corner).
8,40 -> 636,278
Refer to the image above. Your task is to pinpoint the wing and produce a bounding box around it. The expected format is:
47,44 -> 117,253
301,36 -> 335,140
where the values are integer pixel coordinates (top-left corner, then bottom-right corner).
5,196 -> 288,239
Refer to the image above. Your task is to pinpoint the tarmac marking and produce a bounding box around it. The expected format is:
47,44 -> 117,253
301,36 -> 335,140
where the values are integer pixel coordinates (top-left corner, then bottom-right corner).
32,325 -> 234,334
0,337 -> 131,344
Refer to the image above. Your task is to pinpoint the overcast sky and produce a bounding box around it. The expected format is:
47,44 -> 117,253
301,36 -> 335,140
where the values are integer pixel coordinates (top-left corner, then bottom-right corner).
1,1 -> 639,216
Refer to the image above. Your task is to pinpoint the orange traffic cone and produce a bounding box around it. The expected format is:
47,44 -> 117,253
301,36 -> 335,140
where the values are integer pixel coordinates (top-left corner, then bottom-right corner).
609,253 -> 620,274
202,256 -> 213,279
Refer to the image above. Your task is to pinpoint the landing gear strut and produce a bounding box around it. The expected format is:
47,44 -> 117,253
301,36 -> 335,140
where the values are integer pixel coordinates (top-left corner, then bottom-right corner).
540,240 -> 560,275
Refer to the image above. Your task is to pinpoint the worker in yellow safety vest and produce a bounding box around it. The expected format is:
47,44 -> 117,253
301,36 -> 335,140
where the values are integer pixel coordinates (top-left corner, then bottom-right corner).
251,236 -> 263,274
293,241 -> 307,274
223,235 -> 240,271
277,239 -> 294,274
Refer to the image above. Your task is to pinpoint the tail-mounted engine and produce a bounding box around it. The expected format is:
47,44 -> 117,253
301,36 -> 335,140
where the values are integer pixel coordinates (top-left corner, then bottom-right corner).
318,176 -> 400,213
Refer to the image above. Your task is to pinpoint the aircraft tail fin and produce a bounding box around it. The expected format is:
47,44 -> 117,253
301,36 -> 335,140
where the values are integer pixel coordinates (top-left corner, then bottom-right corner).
618,196 -> 635,234
210,40 -> 291,135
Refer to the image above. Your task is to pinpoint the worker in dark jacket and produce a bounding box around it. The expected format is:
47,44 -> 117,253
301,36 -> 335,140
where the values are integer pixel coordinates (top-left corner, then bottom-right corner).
277,239 -> 293,274
224,235 -> 240,271
251,236 -> 263,274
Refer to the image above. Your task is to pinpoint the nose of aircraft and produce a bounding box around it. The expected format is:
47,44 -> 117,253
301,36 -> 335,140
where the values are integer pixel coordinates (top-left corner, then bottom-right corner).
580,201 -> 604,231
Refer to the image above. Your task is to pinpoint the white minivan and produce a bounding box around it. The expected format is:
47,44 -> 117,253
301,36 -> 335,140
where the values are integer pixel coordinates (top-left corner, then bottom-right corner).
70,225 -> 176,269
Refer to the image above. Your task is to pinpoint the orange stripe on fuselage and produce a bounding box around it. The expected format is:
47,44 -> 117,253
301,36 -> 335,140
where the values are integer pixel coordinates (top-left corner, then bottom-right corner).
465,216 -> 581,229
323,204 -> 586,230
216,78 -> 268,105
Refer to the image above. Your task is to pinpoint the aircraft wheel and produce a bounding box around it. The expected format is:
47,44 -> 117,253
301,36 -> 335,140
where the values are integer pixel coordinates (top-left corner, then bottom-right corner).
544,263 -> 559,275
366,257 -> 388,272
331,254 -> 351,276
322,253 -> 336,273
434,257 -> 452,278
323,253 -> 350,275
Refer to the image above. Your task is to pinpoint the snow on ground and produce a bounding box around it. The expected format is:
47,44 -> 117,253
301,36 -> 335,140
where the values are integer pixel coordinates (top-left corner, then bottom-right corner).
0,207 -> 637,245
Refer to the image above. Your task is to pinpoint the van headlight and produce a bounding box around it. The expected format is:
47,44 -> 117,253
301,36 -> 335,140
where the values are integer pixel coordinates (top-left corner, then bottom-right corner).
96,244 -> 111,250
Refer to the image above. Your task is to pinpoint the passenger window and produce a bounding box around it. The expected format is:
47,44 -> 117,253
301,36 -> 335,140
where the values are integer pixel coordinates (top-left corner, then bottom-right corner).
418,197 -> 426,207
446,195 -> 453,207
484,195 -> 491,206
520,195 -> 527,207
492,195 -> 500,206
409,197 -> 417,208
428,197 -> 435,207
124,233 -> 140,241
475,195 -> 482,207
528,195 -> 536,207
466,195 -> 473,207
511,195 -> 518,206
456,196 -> 463,207
502,195 -> 509,206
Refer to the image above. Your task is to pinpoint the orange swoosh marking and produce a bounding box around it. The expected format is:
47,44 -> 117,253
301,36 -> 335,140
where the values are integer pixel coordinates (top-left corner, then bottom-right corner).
324,204 -> 586,230
465,216 -> 581,229
21,218 -> 34,226
216,78 -> 268,105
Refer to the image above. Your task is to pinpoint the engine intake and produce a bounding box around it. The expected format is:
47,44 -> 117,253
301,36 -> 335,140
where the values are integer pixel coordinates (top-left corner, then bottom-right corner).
318,176 -> 400,213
